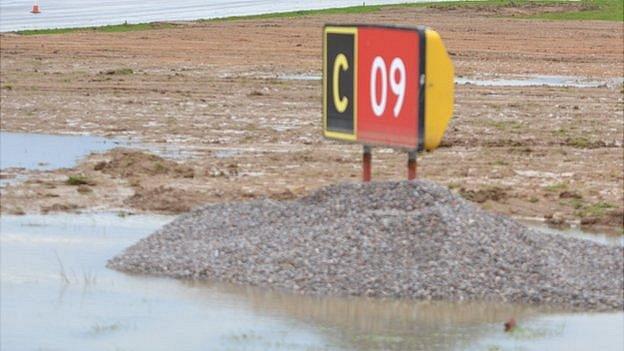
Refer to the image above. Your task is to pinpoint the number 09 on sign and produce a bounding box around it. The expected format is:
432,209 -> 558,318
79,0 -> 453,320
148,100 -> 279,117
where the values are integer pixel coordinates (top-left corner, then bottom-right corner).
323,25 -> 454,151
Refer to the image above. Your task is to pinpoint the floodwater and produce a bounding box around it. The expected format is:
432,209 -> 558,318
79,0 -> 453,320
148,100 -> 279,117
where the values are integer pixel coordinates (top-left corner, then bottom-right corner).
0,0 -> 435,32
1,213 -> 622,350
275,73 -> 624,89
0,131 -> 127,171
0,131 -> 192,187
522,220 -> 624,247
455,75 -> 624,89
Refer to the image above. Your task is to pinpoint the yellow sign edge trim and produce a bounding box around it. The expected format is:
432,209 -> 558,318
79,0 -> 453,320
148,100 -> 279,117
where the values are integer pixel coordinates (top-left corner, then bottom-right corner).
423,28 -> 454,151
323,26 -> 357,142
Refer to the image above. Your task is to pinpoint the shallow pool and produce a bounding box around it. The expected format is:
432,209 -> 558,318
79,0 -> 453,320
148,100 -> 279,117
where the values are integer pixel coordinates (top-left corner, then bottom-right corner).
0,131 -> 126,171
455,75 -> 624,88
1,213 -> 622,350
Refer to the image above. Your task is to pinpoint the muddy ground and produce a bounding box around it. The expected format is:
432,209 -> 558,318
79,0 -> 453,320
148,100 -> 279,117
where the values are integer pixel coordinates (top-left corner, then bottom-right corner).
0,3 -> 622,232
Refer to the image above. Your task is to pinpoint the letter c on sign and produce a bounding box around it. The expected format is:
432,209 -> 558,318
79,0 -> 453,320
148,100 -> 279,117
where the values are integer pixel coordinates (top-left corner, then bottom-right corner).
332,53 -> 349,113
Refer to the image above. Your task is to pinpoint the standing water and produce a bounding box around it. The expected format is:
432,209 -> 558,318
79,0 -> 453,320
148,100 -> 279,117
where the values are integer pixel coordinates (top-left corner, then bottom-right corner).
1,213 -> 622,350
0,132 -> 126,171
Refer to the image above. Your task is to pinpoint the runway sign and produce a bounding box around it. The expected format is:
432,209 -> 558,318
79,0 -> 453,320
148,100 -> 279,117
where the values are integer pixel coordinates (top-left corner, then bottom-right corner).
323,25 -> 453,151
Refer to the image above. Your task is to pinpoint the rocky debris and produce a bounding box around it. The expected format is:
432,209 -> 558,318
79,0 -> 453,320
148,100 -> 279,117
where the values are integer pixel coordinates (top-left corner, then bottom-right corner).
108,181 -> 624,311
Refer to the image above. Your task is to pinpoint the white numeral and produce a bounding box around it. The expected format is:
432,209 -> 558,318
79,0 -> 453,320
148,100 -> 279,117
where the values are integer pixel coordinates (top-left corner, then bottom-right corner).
390,57 -> 406,117
370,56 -> 406,118
370,56 -> 387,117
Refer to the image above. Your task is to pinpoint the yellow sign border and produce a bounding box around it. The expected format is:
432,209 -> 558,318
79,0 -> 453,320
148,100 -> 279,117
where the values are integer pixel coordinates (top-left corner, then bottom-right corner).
424,28 -> 454,151
323,26 -> 357,141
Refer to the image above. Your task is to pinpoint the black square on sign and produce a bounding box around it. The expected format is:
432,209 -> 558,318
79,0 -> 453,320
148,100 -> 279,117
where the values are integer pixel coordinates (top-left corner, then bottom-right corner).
325,32 -> 355,135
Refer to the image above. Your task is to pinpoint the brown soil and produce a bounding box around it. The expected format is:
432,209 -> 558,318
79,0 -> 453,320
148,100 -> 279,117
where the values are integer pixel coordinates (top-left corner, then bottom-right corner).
0,4 -> 622,233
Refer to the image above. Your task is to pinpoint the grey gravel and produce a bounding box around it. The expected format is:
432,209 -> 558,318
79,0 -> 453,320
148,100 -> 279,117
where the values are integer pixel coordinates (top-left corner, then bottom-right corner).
107,180 -> 624,311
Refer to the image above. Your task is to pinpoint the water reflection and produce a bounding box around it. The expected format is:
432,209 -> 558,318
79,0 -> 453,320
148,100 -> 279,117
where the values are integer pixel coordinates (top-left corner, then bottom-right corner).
274,73 -> 624,89
194,282 -> 542,351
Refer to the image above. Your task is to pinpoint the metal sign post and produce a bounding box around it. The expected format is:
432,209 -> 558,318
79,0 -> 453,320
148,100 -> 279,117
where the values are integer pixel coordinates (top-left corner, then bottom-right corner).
362,145 -> 372,182
407,150 -> 417,180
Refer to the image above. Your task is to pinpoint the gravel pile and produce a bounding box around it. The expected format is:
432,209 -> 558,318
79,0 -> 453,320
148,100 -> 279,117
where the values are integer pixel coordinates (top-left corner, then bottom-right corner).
108,181 -> 623,310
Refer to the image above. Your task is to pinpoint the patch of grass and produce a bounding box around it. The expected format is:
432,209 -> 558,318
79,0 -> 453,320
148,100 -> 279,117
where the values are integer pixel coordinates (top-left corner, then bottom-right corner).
54,251 -> 70,284
485,119 -> 523,131
577,201 -> 615,217
100,68 -> 133,75
152,162 -> 167,173
566,137 -> 591,148
552,128 -> 569,137
487,120 -> 508,130
492,159 -> 509,166
2,84 -> 13,90
16,22 -> 178,35
563,198 -> 584,209
460,186 -> 508,203
526,0 -> 623,21
447,182 -> 462,189
209,0 -> 623,22
66,174 -> 90,186
544,182 -> 568,192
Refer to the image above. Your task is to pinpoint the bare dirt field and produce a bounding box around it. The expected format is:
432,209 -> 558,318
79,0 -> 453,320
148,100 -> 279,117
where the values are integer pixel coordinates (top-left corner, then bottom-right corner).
1,4 -> 623,233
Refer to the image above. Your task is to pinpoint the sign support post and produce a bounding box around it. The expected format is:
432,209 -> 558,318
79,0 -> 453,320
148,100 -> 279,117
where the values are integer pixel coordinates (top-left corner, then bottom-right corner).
407,150 -> 417,180
362,145 -> 372,182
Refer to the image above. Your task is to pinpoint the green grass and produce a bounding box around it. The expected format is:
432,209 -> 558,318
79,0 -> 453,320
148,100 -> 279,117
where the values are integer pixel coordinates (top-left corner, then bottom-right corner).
100,68 -> 134,75
526,0 -> 623,21
14,0 -> 622,36
66,174 -> 90,186
207,4 -> 384,21
566,136 -> 592,148
544,182 -> 568,192
576,201 -> 616,217
15,22 -> 178,35
209,0 -> 624,22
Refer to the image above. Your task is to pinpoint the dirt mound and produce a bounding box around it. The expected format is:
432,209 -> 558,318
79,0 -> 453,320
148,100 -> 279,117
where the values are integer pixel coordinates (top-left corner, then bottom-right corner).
108,181 -> 623,310
124,185 -> 205,213
95,148 -> 194,179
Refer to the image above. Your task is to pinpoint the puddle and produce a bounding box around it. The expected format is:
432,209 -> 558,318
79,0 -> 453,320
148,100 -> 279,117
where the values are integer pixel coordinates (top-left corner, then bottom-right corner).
0,131 -> 195,188
272,73 -> 624,89
525,220 -> 624,247
1,213 -> 622,350
214,149 -> 241,158
210,145 -> 305,158
277,73 -> 323,81
455,75 -> 624,88
0,132 -> 127,171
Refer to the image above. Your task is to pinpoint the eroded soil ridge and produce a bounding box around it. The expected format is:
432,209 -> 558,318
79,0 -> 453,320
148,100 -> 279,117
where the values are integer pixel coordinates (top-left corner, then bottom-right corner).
108,180 -> 623,310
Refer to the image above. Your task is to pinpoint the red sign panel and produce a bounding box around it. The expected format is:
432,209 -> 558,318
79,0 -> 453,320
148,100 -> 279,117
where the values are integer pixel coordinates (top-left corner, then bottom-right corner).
323,25 -> 425,150
357,27 -> 421,149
